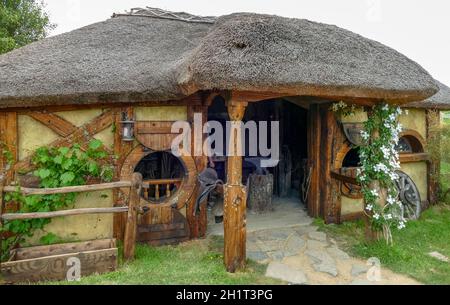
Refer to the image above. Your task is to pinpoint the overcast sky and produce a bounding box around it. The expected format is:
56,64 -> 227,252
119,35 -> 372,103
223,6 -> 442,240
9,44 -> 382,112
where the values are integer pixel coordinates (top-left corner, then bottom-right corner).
44,0 -> 450,86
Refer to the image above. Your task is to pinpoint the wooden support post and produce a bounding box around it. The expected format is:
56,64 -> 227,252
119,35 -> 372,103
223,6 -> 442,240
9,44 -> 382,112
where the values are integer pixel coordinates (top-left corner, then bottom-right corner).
426,109 -> 440,205
186,105 -> 208,239
223,100 -> 247,273
123,172 -> 142,261
306,104 -> 321,217
0,112 -> 18,184
113,107 -> 134,241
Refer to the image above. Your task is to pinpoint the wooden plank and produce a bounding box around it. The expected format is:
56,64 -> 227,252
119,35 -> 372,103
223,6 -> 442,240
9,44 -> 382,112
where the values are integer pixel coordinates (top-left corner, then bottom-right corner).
399,152 -> 430,163
137,228 -> 188,242
12,239 -> 116,260
28,112 -> 77,137
1,248 -> 117,283
1,207 -> 129,221
123,172 -> 142,261
306,104 -> 321,217
138,222 -> 185,233
340,211 -> 364,222
3,181 -> 132,195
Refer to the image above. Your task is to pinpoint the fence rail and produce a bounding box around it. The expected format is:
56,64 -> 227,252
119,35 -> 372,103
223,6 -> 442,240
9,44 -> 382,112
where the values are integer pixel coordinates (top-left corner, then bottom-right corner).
0,173 -> 143,261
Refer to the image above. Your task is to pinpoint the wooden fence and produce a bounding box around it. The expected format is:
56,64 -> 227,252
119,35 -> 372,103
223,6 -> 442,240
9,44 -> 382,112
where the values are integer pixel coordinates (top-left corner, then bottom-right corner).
0,172 -> 143,263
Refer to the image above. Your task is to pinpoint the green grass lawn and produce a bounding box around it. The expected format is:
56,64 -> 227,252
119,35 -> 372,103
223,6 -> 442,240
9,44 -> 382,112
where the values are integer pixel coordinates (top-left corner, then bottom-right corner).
315,205 -> 450,284
46,236 -> 282,285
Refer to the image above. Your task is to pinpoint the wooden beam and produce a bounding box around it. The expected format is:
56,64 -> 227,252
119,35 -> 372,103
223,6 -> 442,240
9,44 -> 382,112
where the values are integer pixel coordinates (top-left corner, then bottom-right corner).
0,112 -> 18,183
14,110 -> 114,173
319,104 -> 339,223
4,94 -> 203,113
306,104 -> 321,217
3,181 -> 131,195
426,109 -> 440,205
186,104 -> 208,239
123,172 -> 142,261
28,112 -> 77,137
1,207 -> 128,221
223,99 -> 247,273
113,107 -> 134,241
399,153 -> 430,163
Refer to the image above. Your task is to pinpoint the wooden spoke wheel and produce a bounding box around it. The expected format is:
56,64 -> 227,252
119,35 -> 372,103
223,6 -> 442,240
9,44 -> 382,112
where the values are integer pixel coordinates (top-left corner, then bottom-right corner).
395,170 -> 421,220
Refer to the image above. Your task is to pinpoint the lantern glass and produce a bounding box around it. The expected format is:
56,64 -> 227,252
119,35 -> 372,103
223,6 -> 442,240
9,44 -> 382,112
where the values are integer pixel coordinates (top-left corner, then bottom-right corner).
120,112 -> 135,141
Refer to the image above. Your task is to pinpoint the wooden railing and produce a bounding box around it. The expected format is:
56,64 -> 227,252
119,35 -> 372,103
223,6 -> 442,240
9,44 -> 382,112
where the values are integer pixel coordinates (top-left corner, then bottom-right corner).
142,178 -> 182,200
0,173 -> 142,261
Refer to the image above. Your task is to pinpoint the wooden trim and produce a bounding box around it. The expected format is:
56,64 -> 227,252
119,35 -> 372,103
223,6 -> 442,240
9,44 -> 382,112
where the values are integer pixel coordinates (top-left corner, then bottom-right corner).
400,129 -> 426,152
330,170 -> 359,185
399,152 -> 430,163
4,94 -> 203,113
340,211 -> 364,222
1,247 -> 117,283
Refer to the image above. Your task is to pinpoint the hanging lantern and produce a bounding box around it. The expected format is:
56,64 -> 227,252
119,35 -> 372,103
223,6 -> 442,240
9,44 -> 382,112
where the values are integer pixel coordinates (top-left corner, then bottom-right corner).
120,112 -> 135,142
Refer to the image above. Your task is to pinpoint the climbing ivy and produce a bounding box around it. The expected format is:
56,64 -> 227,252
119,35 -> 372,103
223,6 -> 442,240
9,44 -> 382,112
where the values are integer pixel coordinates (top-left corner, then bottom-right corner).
1,139 -> 113,261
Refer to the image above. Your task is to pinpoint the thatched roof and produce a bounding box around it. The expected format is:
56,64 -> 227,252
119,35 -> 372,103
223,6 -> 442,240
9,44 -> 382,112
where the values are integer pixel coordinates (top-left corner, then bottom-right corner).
406,80 -> 450,109
0,7 -> 439,109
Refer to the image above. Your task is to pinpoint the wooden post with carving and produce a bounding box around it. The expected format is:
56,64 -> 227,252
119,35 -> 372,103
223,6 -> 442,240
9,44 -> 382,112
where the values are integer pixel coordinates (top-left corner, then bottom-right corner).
224,99 -> 247,273
123,172 -> 142,261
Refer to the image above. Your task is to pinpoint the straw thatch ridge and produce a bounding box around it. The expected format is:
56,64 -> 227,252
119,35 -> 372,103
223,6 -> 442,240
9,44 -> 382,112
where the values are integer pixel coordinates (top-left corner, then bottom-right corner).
406,81 -> 450,110
0,8 -> 439,108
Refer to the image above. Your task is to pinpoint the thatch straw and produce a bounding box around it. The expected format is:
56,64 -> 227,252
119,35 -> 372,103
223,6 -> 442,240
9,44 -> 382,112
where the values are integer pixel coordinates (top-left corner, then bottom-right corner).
0,7 -> 439,108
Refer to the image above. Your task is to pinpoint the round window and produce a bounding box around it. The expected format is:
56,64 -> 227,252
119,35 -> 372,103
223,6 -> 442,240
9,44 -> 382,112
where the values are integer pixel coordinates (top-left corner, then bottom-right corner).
134,151 -> 184,202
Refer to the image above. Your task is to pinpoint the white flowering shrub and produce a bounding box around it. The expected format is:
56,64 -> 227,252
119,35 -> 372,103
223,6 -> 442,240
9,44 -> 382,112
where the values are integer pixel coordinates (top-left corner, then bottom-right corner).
331,102 -> 407,244
357,103 -> 407,243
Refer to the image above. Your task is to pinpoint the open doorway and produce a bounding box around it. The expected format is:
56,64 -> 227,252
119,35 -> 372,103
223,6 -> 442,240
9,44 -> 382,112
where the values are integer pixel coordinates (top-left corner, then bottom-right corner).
206,96 -> 310,234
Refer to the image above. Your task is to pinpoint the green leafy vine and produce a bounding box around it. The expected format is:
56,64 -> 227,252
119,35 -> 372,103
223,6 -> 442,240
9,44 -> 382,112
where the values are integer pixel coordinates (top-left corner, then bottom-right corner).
1,139 -> 113,261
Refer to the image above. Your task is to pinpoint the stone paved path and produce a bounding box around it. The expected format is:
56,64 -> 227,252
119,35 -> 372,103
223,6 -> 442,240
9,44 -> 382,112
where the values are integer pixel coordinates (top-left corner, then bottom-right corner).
247,225 -> 420,285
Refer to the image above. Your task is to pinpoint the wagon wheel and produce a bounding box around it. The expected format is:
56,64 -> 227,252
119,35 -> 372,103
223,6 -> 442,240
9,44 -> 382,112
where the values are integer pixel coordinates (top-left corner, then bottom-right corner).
395,170 -> 421,220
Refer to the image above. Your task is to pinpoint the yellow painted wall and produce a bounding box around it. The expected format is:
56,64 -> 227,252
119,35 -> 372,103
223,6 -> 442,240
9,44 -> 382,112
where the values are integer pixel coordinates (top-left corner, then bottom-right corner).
27,190 -> 113,246
135,106 -> 187,121
341,197 -> 364,215
339,108 -> 367,123
55,109 -> 103,127
399,109 -> 427,139
339,108 -> 428,216
19,109 -> 115,245
400,162 -> 428,201
18,106 -> 188,245
18,115 -> 59,160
